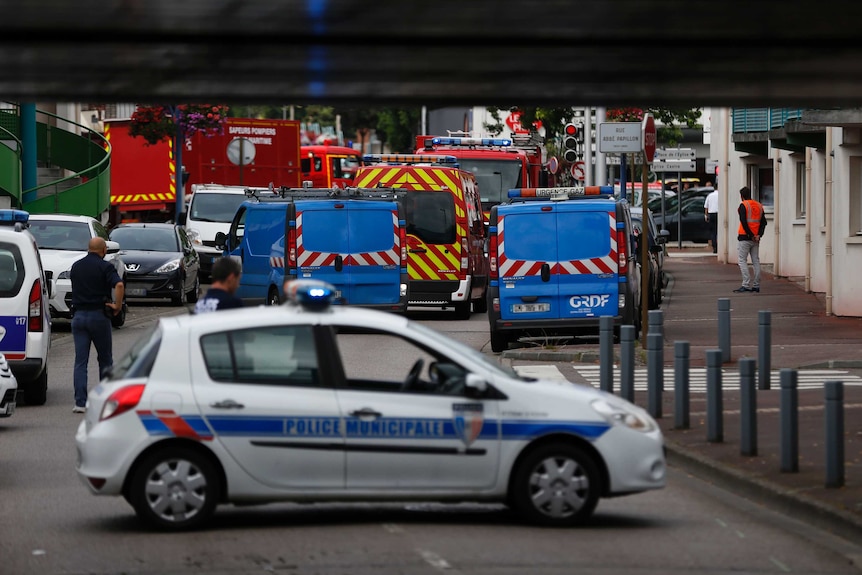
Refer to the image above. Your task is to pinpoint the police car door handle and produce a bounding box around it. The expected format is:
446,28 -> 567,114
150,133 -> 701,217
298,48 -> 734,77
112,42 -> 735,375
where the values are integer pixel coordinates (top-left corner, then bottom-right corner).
210,399 -> 245,409
349,408 -> 382,419
335,255 -> 343,272
541,263 -> 551,282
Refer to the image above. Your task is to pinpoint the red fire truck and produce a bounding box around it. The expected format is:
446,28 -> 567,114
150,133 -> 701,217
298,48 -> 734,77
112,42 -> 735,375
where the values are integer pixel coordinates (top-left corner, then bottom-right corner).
414,133 -> 546,220
106,118 -> 301,222
300,144 -> 362,188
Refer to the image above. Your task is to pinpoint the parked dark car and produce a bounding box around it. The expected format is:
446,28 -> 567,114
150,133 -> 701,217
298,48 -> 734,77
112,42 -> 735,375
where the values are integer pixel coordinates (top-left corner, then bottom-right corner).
109,223 -> 200,306
650,187 -> 713,243
630,207 -> 669,309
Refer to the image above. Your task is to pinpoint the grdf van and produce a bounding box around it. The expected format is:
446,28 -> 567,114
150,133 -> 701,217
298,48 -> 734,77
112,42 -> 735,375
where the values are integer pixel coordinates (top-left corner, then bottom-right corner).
486,187 -> 641,352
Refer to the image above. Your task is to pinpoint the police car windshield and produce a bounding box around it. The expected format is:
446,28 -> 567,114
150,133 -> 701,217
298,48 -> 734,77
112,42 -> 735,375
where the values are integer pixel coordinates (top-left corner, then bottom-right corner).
27,221 -> 91,251
408,322 -> 522,380
460,159 -> 522,205
107,324 -> 161,381
189,192 -> 248,223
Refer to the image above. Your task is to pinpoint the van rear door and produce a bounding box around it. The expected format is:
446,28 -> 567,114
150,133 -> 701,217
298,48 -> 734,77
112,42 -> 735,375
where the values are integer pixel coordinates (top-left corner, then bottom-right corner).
297,201 -> 402,305
555,204 -> 619,320
497,206 -> 558,321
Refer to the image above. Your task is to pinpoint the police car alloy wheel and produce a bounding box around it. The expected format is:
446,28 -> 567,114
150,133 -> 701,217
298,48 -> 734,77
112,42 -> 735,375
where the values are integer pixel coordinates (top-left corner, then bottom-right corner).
510,443 -> 600,527
129,446 -> 220,531
25,369 -> 48,406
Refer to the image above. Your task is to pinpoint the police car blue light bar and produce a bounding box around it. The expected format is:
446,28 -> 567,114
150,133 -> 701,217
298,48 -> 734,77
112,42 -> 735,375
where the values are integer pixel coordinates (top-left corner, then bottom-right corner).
0,209 -> 30,224
431,137 -> 512,147
362,154 -> 459,165
284,279 -> 338,310
508,186 -> 615,199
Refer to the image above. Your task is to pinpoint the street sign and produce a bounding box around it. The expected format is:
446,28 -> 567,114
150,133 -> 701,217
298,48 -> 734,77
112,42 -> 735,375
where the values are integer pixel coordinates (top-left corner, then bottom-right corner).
571,161 -> 586,181
706,158 -> 720,174
547,156 -> 560,175
651,160 -> 696,172
642,115 -> 656,163
654,148 -> 696,161
598,122 -> 641,153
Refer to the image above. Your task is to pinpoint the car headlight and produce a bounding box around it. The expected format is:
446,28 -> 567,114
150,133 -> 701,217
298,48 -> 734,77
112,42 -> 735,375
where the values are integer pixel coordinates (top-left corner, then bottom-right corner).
591,397 -> 656,432
155,259 -> 181,274
57,270 -> 70,280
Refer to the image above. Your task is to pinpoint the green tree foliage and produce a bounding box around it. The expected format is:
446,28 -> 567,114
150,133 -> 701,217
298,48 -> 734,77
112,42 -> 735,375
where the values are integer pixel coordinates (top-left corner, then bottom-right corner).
376,108 -> 421,153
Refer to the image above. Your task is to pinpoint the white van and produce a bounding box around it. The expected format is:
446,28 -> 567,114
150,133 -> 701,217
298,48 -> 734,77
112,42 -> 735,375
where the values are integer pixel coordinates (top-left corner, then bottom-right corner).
178,183 -> 249,278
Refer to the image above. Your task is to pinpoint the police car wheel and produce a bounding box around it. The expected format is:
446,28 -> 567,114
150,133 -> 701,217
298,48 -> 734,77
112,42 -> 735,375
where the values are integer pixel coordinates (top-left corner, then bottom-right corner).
130,447 -> 220,531
511,443 -> 600,527
23,368 -> 48,406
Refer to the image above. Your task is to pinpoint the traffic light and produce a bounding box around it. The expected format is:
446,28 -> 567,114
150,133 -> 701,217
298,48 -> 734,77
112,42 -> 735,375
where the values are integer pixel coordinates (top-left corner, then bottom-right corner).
563,123 -> 578,163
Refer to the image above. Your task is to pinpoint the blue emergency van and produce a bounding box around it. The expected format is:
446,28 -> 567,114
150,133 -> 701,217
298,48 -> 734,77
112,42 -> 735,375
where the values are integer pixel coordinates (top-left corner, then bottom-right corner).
217,187 -> 408,311
486,187 -> 641,352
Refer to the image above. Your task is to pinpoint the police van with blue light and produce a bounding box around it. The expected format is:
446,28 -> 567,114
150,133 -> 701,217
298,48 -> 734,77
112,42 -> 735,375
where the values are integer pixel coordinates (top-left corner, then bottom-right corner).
216,185 -> 408,311
486,187 -> 642,352
75,278 -> 665,531
0,209 -> 51,407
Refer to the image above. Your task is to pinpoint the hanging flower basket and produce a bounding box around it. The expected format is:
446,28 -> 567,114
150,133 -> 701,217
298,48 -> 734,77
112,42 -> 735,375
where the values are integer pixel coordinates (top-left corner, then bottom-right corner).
128,104 -> 230,145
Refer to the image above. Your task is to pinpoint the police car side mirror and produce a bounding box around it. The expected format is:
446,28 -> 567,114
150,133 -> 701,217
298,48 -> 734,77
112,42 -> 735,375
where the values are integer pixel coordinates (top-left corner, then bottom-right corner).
464,373 -> 488,396
657,229 -> 670,244
214,231 -> 227,250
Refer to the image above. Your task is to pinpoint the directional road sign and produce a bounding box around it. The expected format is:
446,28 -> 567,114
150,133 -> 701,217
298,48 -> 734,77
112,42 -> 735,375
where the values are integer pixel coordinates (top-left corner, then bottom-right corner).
653,148 -> 696,161
651,160 -> 696,172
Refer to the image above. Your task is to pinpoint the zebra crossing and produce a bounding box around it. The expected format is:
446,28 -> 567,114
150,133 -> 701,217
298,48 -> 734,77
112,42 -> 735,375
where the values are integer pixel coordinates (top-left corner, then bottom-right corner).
571,366 -> 862,393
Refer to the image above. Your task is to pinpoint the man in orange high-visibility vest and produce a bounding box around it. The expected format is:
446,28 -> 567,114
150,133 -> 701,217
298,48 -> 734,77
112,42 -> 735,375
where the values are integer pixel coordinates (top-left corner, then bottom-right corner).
733,186 -> 768,293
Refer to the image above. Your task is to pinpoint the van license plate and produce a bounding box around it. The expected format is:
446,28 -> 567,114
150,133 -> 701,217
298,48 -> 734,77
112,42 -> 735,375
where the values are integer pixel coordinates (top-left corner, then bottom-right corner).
512,303 -> 550,313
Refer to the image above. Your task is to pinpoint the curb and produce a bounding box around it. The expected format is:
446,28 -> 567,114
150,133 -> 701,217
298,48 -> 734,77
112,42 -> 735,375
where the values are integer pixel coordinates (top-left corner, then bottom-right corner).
665,440 -> 862,543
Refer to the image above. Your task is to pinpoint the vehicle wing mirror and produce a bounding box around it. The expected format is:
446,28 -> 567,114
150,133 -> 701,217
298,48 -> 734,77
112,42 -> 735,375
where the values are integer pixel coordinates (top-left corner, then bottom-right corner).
214,231 -> 228,251
464,373 -> 488,396
105,240 -> 121,254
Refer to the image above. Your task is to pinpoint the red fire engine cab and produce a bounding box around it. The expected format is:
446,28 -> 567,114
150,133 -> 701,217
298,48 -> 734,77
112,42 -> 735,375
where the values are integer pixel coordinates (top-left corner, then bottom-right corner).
414,133 -> 546,221
300,144 -> 362,188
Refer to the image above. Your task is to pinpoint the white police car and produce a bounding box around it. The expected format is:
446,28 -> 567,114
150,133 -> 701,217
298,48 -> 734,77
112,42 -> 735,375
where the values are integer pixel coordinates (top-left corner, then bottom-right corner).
0,210 -> 51,406
76,280 -> 665,531
0,352 -> 18,417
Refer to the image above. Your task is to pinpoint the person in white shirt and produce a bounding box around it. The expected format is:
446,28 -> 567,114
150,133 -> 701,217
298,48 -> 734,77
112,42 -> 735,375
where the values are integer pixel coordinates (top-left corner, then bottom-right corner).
703,181 -> 719,254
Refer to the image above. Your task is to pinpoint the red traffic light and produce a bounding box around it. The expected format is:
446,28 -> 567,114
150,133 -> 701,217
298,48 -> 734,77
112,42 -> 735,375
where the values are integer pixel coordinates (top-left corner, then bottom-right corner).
564,123 -> 578,136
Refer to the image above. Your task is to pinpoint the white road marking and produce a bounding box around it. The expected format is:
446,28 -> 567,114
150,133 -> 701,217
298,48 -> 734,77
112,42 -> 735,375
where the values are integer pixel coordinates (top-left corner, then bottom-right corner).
512,365 -> 570,381
770,556 -> 791,572
716,518 -> 728,528
382,523 -> 404,534
418,549 -> 453,570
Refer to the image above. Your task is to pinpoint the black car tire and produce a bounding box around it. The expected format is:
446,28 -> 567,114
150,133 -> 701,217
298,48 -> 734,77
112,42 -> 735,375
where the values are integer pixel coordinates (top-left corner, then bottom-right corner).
510,443 -> 601,527
171,281 -> 187,306
23,368 -> 48,406
472,290 -> 488,314
490,330 -> 508,353
186,275 -> 200,304
454,300 -> 471,320
266,287 -> 281,306
130,447 -> 220,531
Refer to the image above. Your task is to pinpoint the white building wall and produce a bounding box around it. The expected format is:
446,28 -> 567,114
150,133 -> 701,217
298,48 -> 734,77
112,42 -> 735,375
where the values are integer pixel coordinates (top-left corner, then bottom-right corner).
712,109 -> 862,317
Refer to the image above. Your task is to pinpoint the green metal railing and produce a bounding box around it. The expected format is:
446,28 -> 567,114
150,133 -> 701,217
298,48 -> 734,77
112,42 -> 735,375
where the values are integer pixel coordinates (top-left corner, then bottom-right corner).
0,111 -> 22,205
0,104 -> 111,218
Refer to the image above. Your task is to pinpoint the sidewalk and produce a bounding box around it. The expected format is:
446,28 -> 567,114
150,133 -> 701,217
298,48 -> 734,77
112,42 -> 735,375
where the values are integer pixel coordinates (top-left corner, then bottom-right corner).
502,247 -> 862,542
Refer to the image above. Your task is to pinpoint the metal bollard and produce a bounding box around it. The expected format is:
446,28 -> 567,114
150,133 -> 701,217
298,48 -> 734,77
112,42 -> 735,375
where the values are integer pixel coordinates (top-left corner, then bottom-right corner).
758,311 -> 771,390
706,350 -> 723,442
620,325 -> 636,403
718,298 -> 731,363
825,381 -> 845,488
647,333 -> 663,418
599,316 -> 614,393
648,309 -> 664,336
739,358 -> 757,456
674,341 -> 690,429
648,309 -> 664,391
780,369 -> 799,473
